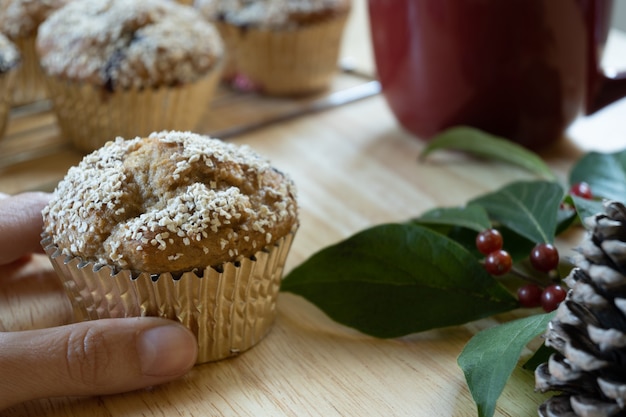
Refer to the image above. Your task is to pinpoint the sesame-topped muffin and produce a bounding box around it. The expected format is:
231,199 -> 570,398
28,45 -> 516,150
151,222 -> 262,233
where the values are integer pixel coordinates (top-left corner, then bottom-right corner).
0,0 -> 73,105
0,33 -> 20,138
195,0 -> 351,95
42,131 -> 299,363
43,130 -> 298,273
36,0 -> 224,152
37,0 -> 222,89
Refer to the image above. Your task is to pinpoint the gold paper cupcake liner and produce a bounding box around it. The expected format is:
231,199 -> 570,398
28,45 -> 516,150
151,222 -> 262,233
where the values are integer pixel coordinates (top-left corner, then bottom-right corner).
0,70 -> 17,139
43,231 -> 295,364
12,35 -> 48,106
234,14 -> 349,96
43,66 -> 222,153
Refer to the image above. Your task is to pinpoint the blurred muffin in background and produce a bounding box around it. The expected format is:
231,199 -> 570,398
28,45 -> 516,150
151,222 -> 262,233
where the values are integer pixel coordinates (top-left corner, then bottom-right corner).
36,0 -> 224,152
0,33 -> 19,138
195,0 -> 351,96
0,0 -> 73,106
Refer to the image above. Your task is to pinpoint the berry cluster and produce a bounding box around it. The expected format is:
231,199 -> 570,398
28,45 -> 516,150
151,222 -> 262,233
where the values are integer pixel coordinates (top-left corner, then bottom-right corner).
517,282 -> 566,312
475,229 -> 511,275
473,182 -> 595,313
475,229 -> 563,312
476,182 -> 593,312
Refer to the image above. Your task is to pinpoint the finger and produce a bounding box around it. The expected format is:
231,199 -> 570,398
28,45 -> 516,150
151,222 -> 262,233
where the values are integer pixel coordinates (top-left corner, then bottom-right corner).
0,192 -> 51,264
0,317 -> 198,410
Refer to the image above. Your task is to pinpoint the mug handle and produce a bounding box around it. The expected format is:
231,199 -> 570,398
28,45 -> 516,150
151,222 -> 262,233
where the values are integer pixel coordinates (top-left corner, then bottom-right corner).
587,0 -> 626,114
588,71 -> 626,114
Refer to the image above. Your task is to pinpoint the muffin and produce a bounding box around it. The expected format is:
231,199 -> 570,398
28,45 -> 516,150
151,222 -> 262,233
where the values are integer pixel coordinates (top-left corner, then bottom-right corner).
36,0 -> 224,153
195,0 -> 351,96
42,130 -> 299,363
0,0 -> 73,105
0,33 -> 20,138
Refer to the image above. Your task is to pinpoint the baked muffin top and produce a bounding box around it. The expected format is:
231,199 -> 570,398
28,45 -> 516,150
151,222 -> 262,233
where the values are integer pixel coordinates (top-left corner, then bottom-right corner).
36,0 -> 224,89
42,131 -> 298,274
0,32 -> 20,73
195,0 -> 351,29
0,0 -> 73,39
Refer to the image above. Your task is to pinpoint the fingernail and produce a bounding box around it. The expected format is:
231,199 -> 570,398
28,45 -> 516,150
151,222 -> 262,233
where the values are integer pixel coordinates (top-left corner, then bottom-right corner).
137,325 -> 198,377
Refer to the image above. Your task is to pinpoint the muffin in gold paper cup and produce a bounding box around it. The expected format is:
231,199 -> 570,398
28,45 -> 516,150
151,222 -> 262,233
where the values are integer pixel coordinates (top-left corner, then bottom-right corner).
195,0 -> 351,96
36,0 -> 224,153
0,33 -> 20,139
235,14 -> 349,96
0,0 -> 73,106
41,131 -> 299,364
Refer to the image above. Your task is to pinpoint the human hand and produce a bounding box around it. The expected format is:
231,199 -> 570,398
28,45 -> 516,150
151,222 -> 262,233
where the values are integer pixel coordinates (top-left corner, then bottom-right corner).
0,193 -> 198,411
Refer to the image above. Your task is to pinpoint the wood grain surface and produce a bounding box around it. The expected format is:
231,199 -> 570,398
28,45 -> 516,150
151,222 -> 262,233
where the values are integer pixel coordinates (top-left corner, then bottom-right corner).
2,1 -> 626,416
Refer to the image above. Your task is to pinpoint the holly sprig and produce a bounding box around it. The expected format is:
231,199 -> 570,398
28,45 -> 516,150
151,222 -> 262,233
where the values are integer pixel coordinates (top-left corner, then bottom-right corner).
280,126 -> 626,417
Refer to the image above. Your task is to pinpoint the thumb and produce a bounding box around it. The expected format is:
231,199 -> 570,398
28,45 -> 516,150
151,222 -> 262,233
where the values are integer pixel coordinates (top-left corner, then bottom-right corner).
0,192 -> 51,264
0,317 -> 198,410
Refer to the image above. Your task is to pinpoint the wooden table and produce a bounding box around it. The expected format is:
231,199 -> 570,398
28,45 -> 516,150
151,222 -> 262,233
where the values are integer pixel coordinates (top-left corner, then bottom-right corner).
2,2 -> 626,416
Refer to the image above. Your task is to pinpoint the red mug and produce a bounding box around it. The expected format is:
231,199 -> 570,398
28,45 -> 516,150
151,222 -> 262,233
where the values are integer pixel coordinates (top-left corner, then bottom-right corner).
368,0 -> 626,150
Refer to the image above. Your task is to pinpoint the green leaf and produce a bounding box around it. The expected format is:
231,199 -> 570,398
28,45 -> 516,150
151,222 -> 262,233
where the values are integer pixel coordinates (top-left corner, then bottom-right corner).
457,313 -> 555,417
470,181 -> 564,244
420,126 -> 557,180
569,150 -> 626,202
414,204 -> 492,232
414,219 -> 535,263
415,206 -> 549,262
281,223 -> 518,338
556,204 -> 578,235
570,195 -> 605,225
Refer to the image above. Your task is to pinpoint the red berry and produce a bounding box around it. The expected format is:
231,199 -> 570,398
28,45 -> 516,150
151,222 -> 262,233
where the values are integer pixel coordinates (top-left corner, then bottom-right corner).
484,250 -> 513,276
570,182 -> 593,200
517,284 -> 543,308
530,243 -> 560,273
541,284 -> 567,312
476,229 -> 503,255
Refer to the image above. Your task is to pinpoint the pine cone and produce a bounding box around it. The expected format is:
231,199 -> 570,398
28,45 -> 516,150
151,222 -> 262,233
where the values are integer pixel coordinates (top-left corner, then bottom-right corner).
535,200 -> 626,417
